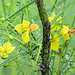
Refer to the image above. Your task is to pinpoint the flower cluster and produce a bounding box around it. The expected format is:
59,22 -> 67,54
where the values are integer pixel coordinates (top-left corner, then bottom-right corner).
49,13 -> 75,51
0,42 -> 15,58
15,20 -> 38,43
49,13 -> 62,51
51,25 -> 75,51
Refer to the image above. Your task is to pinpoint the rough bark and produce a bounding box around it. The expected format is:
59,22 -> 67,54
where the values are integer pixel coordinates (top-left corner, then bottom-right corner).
36,0 -> 51,75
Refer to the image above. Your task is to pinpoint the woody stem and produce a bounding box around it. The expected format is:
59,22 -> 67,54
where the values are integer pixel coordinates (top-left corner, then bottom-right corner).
36,0 -> 51,75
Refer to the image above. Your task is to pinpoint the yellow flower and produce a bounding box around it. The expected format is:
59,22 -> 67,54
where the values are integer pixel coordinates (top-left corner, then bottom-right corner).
57,16 -> 62,23
15,24 -> 24,33
48,13 -> 56,22
0,42 -> 15,58
15,20 -> 30,33
0,52 -> 8,58
15,20 -> 38,43
48,13 -> 62,31
48,13 -> 62,23
51,41 -> 59,51
61,25 -> 70,40
3,42 -> 15,54
51,34 -> 60,51
61,25 -> 70,34
22,20 -> 30,30
51,24 -> 60,31
62,34 -> 70,40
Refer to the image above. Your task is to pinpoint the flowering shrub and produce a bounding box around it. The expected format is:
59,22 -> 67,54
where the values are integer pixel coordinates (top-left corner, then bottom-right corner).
0,42 -> 15,58
0,0 -> 75,75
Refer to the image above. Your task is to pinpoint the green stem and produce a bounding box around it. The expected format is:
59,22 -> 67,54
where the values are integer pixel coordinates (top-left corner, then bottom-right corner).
17,55 -> 29,75
70,14 -> 75,28
51,51 -> 56,74
0,51 -> 25,67
62,47 -> 75,72
51,34 -> 61,42
57,50 -> 62,75
51,0 -> 58,11
28,45 -> 41,75
1,0 -> 6,18
57,40 -> 68,75
9,0 -> 20,23
5,0 -> 35,21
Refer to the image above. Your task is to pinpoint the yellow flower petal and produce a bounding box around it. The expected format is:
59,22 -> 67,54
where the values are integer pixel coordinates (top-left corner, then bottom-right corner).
51,25 -> 60,31
6,46 -> 15,54
61,25 -> 70,40
3,42 -> 15,54
22,20 -> 30,29
53,13 -> 56,18
1,52 -> 8,58
54,34 -> 60,42
0,47 -> 5,56
15,24 -> 24,33
62,34 -> 70,40
22,32 -> 30,43
0,47 -> 5,52
3,42 -> 12,51
30,24 -> 38,31
49,13 -> 62,23
63,25 -> 69,30
49,13 -> 56,22
26,28 -> 30,33
48,17 -> 54,22
57,16 -> 62,23
51,41 -> 59,51
61,25 -> 70,34
51,34 -> 60,51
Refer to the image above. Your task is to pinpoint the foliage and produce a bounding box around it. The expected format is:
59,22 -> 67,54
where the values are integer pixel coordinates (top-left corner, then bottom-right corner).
0,0 -> 75,75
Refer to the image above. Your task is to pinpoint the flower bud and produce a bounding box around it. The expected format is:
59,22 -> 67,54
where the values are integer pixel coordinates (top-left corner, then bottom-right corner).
4,63 -> 9,67
9,35 -> 13,40
1,17 -> 5,22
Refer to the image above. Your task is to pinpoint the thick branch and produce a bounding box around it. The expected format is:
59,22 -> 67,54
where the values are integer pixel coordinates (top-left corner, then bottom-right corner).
36,0 -> 51,75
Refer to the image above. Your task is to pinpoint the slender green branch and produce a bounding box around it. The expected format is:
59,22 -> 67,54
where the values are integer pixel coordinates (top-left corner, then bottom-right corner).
51,52 -> 56,74
0,51 -> 26,67
57,50 -> 62,75
57,40 -> 69,75
51,0 -> 57,11
1,0 -> 6,18
17,55 -> 29,75
62,47 -> 75,73
70,14 -> 75,28
5,0 -> 35,21
28,45 -> 41,75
